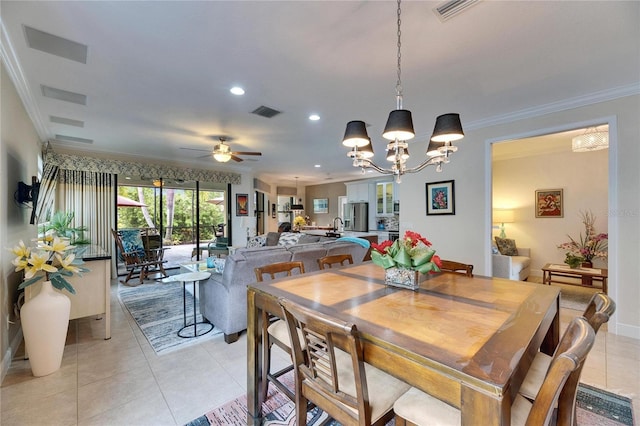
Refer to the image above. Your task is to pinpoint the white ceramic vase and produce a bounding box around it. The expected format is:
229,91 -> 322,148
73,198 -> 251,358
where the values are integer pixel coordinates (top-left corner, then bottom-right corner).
21,280 -> 71,377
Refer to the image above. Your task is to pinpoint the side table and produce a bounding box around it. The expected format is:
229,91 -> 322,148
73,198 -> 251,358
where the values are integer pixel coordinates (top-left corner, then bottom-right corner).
174,271 -> 214,338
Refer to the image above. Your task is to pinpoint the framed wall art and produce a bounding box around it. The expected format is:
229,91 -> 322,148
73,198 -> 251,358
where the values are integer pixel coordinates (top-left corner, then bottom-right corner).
535,188 -> 563,218
313,198 -> 328,214
236,193 -> 248,216
426,180 -> 455,215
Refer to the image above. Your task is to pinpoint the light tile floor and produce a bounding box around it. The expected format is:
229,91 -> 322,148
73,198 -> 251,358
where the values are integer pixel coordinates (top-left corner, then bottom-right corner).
1,280 -> 638,425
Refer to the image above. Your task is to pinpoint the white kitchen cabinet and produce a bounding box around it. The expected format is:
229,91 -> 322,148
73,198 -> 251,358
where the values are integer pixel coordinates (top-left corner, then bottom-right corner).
346,182 -> 370,202
376,181 -> 394,215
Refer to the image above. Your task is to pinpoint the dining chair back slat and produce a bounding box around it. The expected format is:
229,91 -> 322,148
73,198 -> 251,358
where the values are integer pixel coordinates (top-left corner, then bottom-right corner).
439,259 -> 473,277
318,254 -> 354,270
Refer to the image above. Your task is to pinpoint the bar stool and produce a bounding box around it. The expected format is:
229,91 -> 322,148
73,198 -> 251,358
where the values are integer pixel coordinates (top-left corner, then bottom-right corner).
176,271 -> 214,338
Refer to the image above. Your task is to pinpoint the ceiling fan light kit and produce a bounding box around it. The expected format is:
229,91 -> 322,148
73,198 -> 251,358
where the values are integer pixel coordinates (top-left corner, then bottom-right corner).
342,0 -> 464,183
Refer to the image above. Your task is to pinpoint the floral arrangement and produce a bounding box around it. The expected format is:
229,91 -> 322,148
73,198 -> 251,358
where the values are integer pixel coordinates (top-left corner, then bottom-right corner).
9,233 -> 89,294
293,215 -> 307,228
558,210 -> 608,264
371,230 -> 442,274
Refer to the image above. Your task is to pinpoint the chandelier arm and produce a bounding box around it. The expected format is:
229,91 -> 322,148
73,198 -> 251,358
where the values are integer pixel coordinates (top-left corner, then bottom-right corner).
403,156 -> 447,174
361,160 -> 397,175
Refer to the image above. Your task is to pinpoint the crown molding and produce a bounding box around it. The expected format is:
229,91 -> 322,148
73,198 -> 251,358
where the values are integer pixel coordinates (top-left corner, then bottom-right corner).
465,82 -> 640,131
0,18 -> 49,142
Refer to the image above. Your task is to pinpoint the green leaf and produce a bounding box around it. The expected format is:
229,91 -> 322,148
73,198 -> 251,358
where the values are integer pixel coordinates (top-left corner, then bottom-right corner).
416,261 -> 439,274
18,275 -> 44,290
370,251 -> 396,269
411,249 -> 435,268
392,245 -> 412,268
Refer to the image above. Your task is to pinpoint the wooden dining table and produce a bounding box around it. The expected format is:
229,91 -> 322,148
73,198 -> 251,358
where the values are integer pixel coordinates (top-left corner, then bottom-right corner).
247,262 -> 560,425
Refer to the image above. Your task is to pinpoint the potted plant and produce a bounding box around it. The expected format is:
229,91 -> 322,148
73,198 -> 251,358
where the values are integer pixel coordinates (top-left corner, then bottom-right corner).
370,230 -> 442,290
558,210 -> 608,267
8,212 -> 89,376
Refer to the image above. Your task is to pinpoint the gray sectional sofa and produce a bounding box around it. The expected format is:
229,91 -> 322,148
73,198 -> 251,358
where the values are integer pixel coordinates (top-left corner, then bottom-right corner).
198,233 -> 369,343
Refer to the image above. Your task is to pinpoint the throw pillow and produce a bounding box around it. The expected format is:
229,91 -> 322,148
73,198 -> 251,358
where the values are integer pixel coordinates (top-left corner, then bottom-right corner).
265,232 -> 281,246
277,232 -> 302,247
247,235 -> 266,248
120,229 -> 146,258
494,237 -> 518,256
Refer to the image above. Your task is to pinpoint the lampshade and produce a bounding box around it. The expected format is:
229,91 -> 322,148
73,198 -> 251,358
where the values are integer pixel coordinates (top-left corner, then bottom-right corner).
359,139 -> 375,158
493,209 -> 514,224
426,141 -> 445,157
342,120 -> 370,148
431,113 -> 464,142
382,109 -> 415,141
572,128 -> 608,152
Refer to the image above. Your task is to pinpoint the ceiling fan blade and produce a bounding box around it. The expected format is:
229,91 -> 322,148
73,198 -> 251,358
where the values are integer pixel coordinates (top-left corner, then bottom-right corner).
197,153 -> 213,159
231,155 -> 243,162
180,147 -> 212,153
231,151 -> 262,156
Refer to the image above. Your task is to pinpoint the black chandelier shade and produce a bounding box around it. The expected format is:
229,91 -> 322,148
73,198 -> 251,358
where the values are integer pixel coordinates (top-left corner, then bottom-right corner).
383,109 -> 415,141
430,113 -> 464,142
342,120 -> 370,147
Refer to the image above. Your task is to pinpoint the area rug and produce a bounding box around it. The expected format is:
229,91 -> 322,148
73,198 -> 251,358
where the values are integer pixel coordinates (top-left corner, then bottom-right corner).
185,375 -> 634,426
528,276 -> 597,311
118,280 -> 221,354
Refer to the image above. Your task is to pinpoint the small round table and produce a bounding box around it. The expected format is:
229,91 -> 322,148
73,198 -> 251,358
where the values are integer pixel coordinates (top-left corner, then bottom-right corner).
175,271 -> 214,338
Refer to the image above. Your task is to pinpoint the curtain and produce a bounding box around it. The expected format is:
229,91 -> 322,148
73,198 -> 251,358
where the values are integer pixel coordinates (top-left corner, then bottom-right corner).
34,163 -> 59,223
57,170 -> 115,255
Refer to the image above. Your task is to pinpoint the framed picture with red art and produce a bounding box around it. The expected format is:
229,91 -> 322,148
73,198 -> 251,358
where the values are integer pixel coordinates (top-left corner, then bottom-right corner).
426,180 -> 455,215
535,189 -> 563,218
236,193 -> 248,216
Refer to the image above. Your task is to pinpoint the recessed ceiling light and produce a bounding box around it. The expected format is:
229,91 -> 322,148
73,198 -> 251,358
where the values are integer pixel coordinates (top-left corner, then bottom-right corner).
314,164 -> 321,168
230,86 -> 245,95
309,114 -> 320,121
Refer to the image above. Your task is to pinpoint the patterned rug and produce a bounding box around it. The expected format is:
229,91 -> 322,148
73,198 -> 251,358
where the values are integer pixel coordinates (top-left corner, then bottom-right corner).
118,280 -> 221,354
185,374 -> 634,426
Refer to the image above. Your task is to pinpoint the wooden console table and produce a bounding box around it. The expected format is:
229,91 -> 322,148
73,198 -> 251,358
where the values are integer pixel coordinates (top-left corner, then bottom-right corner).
542,263 -> 608,294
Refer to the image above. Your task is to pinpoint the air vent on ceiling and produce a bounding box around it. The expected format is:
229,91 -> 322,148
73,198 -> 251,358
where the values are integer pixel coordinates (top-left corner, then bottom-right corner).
50,115 -> 84,127
433,0 -> 480,22
41,85 -> 87,105
24,25 -> 88,64
54,134 -> 93,144
251,105 -> 281,118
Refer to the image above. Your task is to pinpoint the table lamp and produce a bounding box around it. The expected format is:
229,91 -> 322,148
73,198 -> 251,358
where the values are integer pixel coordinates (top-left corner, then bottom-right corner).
493,209 -> 514,238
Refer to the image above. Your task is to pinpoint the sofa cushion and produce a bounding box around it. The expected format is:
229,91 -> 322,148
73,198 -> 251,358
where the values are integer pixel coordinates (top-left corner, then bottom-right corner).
247,235 -> 266,248
278,232 -> 302,247
495,237 -> 518,256
266,232 -> 281,246
297,234 -> 321,244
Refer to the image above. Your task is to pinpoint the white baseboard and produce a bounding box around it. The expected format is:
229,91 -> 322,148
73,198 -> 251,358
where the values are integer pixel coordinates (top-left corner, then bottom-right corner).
613,322 -> 640,340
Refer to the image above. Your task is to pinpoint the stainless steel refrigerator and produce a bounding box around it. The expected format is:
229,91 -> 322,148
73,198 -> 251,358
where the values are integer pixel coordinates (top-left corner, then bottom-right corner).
344,202 -> 368,232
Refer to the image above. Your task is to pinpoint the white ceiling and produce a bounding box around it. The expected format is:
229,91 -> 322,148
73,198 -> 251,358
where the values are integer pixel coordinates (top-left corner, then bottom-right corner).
1,1 -> 638,186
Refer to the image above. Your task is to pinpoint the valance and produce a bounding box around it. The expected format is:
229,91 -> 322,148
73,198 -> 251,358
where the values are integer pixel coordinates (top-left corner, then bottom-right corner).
44,150 -> 241,185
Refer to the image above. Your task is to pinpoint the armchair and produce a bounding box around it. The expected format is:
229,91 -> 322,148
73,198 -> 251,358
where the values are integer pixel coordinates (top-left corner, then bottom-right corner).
492,247 -> 531,281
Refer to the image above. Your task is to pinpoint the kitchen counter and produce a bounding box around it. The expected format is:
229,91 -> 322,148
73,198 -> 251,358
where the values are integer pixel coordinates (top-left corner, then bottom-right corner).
302,230 -> 378,238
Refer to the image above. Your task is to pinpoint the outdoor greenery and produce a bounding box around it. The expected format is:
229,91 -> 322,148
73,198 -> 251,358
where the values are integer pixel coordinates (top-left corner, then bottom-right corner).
117,186 -> 226,245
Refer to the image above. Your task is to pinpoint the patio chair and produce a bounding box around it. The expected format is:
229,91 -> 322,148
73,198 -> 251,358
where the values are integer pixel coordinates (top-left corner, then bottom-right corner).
112,229 -> 169,285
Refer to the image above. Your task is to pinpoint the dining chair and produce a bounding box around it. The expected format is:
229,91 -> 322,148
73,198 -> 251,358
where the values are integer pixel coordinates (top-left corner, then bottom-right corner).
518,292 -> 615,425
254,261 -> 306,403
439,259 -> 474,277
279,298 -> 411,426
318,253 -> 354,270
393,316 -> 595,426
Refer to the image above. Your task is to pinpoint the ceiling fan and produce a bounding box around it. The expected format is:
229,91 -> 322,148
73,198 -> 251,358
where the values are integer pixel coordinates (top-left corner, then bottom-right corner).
181,137 -> 262,163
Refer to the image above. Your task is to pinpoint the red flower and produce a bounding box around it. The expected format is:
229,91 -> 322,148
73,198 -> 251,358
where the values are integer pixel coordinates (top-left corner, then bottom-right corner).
404,230 -> 432,247
371,240 -> 393,254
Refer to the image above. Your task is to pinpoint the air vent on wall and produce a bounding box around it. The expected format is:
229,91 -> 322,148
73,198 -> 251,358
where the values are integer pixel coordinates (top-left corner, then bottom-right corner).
50,116 -> 84,127
433,0 -> 481,22
41,85 -> 87,105
24,25 -> 88,64
54,134 -> 93,144
251,105 -> 281,118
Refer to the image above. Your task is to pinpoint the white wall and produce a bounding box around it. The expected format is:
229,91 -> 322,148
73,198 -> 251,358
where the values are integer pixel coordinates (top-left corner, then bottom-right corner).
493,147 -> 609,276
1,63 -> 43,380
399,94 -> 640,339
